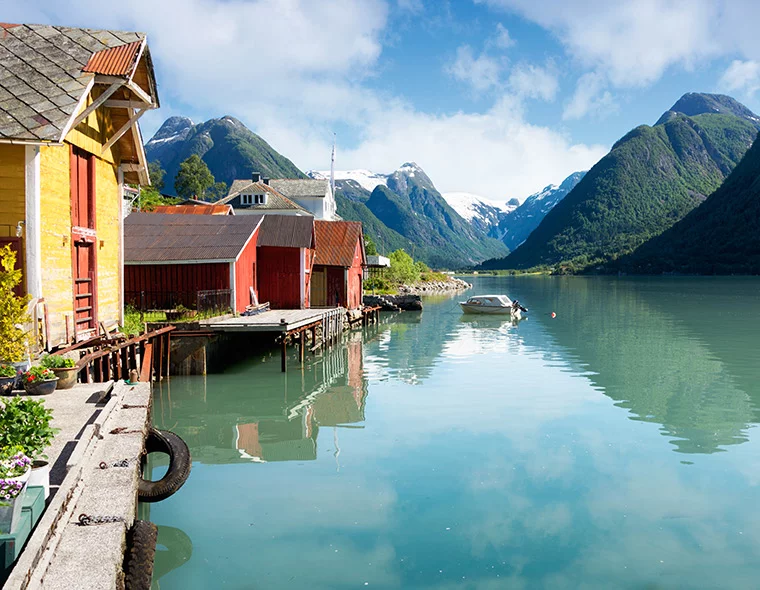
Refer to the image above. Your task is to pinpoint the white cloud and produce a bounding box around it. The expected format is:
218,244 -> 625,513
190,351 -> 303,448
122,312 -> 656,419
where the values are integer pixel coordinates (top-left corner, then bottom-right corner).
719,60 -> 760,97
397,0 -> 423,12
3,0 -> 607,200
508,64 -> 558,101
492,23 -> 515,49
563,72 -> 617,120
445,45 -> 503,93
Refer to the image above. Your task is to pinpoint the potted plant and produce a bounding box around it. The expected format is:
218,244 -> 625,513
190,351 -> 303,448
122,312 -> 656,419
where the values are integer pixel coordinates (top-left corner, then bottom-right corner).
0,397 -> 57,499
0,246 -> 30,377
0,448 -> 32,534
22,366 -> 58,396
0,363 -> 16,395
40,354 -> 79,390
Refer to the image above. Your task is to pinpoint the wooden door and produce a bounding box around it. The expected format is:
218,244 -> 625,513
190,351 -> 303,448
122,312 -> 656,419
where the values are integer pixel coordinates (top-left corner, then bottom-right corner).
311,268 -> 327,307
71,147 -> 97,336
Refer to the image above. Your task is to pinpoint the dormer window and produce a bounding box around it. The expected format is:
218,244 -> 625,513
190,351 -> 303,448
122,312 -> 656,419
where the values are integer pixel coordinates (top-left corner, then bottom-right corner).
241,194 -> 253,205
240,193 -> 266,206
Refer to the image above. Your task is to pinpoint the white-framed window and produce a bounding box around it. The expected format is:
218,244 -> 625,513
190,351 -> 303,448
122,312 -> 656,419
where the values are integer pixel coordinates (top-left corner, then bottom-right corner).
241,194 -> 253,205
254,194 -> 266,205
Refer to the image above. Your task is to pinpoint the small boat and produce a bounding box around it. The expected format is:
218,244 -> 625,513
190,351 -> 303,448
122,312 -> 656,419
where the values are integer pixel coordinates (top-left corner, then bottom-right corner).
459,295 -> 528,317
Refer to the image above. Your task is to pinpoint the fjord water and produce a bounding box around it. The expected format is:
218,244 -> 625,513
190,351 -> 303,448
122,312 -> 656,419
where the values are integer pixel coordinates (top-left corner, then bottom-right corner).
146,276 -> 760,589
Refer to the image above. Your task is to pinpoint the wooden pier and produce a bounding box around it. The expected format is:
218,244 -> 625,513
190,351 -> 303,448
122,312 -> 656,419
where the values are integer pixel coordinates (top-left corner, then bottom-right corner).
200,308 -> 345,372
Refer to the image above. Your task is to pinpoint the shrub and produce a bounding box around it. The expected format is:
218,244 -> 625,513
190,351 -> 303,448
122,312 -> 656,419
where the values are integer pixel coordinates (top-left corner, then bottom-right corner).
40,355 -> 76,369
0,246 -> 29,363
0,397 -> 57,460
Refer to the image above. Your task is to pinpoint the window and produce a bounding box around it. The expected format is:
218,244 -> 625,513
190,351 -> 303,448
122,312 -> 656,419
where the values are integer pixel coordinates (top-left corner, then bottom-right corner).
254,194 -> 266,205
241,194 -> 253,205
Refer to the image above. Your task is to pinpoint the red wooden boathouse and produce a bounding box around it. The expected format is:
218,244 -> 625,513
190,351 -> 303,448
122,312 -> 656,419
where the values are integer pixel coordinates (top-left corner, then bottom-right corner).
311,221 -> 366,309
124,212 -> 263,313
256,215 -> 315,309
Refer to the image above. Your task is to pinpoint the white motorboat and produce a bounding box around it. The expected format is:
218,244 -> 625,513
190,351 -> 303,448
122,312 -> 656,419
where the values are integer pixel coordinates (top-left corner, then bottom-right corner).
459,295 -> 527,317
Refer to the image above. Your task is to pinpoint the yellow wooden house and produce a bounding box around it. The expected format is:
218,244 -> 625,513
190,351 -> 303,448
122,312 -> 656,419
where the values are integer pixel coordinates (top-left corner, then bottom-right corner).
0,23 -> 160,346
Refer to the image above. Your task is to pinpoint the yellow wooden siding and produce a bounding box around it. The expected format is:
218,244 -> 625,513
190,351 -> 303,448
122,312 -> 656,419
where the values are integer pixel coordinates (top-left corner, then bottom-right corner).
39,145 -> 74,344
95,157 -> 121,328
66,87 -> 120,165
0,144 -> 25,245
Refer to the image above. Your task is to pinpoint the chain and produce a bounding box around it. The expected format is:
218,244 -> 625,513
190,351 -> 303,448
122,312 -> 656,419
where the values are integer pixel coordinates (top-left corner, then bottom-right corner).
98,458 -> 135,469
121,404 -> 148,409
109,427 -> 141,435
78,513 -> 126,526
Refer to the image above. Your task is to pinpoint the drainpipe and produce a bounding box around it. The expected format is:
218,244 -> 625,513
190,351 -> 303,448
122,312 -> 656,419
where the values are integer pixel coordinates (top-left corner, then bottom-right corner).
24,145 -> 42,299
118,166 -> 125,326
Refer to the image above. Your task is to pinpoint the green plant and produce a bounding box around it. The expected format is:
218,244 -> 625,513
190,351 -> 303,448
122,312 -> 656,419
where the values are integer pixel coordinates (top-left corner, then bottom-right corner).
22,366 -> 55,384
0,397 -> 57,460
0,448 -> 31,478
0,245 -> 30,363
0,364 -> 16,378
40,355 -> 76,369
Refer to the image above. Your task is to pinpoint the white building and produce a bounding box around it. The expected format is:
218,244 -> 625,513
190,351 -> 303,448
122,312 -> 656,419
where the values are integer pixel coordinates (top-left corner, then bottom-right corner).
268,179 -> 337,221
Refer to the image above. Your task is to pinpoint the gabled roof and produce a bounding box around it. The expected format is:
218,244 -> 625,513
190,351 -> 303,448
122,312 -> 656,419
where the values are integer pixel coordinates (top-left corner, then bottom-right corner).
269,179 -> 330,199
313,220 -> 365,267
219,180 -> 308,212
258,215 -> 315,249
152,204 -> 233,215
124,212 -> 263,263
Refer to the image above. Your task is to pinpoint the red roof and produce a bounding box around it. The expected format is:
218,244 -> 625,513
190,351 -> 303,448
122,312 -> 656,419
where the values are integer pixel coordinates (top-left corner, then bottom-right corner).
152,204 -> 233,215
83,39 -> 143,76
314,220 -> 365,268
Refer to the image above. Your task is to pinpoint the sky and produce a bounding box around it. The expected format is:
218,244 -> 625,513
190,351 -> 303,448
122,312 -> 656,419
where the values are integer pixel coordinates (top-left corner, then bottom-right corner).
7,0 -> 760,203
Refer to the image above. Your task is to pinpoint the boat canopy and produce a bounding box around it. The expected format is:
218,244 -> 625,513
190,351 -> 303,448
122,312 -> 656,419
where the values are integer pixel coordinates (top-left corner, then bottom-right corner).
464,295 -> 512,307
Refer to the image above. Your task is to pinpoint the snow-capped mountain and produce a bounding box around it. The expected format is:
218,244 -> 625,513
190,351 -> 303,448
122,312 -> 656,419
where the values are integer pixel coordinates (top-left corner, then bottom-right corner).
441,193 -> 519,235
496,171 -> 586,250
308,169 -> 388,193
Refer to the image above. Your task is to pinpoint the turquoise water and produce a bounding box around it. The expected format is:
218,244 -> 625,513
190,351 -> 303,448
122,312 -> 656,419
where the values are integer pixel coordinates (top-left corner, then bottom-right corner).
146,276 -> 760,589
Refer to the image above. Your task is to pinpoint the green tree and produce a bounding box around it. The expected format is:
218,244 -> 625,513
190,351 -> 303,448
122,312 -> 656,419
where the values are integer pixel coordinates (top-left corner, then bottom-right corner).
205,181 -> 229,202
136,186 -> 180,211
174,155 -> 214,200
387,249 -> 420,285
364,234 -> 378,256
148,160 -> 165,192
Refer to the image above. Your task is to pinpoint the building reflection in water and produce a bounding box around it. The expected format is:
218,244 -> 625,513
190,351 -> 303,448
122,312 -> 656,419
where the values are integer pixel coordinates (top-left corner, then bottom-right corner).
152,330 -> 369,464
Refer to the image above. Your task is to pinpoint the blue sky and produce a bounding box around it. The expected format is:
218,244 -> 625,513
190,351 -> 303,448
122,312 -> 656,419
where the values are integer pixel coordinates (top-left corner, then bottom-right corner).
6,0 -> 760,202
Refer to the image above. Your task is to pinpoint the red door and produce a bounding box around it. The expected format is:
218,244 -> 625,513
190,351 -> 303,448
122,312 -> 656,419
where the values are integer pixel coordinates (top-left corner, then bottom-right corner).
71,147 -> 97,337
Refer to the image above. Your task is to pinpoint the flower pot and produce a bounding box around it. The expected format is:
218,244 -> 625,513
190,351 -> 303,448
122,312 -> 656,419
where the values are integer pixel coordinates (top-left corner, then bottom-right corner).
52,366 -> 79,390
0,375 -> 15,396
28,460 -> 50,500
0,468 -> 30,534
23,377 -> 59,396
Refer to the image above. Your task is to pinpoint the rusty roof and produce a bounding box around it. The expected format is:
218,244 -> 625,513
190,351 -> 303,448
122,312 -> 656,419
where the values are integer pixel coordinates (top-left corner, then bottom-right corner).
313,220 -> 365,268
83,39 -> 143,76
124,212 -> 263,263
258,215 -> 315,249
152,204 -> 233,215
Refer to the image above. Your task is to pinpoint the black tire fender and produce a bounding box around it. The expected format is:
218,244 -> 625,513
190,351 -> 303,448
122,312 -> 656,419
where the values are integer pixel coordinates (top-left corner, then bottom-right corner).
124,520 -> 158,590
138,428 -> 191,503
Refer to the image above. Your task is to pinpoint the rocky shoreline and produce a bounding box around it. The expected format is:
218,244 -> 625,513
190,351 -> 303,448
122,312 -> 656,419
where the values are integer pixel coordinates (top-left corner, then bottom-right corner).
399,276 -> 472,294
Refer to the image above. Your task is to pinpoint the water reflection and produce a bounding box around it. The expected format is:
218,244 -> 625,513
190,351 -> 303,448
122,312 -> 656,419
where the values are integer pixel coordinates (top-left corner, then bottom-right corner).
152,331 -> 369,464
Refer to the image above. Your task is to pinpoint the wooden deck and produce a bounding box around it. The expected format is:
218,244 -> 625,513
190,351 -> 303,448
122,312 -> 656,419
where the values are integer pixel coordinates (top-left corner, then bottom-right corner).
199,308 -> 341,333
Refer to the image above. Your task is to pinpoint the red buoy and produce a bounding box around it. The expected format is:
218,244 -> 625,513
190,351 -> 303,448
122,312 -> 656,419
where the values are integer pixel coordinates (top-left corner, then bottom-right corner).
551,312 -> 556,318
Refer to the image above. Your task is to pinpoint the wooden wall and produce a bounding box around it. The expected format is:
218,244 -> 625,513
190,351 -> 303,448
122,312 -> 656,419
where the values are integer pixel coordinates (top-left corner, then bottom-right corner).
125,262 -> 230,309
257,246 -> 303,309
234,228 -> 259,313
0,144 -> 25,248
347,239 -> 364,310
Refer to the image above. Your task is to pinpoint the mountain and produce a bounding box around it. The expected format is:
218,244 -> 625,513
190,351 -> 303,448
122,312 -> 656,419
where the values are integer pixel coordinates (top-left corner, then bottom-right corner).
146,116 -> 305,195
441,193 -> 518,235
481,93 -> 760,271
309,166 -> 510,267
620,131 -> 760,274
494,171 -> 586,251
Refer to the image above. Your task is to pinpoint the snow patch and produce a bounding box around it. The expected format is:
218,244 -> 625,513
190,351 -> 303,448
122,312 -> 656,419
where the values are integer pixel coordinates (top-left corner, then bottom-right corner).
308,169 -> 388,193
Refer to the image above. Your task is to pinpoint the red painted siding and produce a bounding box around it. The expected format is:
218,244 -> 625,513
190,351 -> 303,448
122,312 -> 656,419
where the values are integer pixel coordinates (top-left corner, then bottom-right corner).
234,227 -> 259,313
257,246 -> 303,309
347,239 -> 364,310
303,248 -> 313,308
125,263 -> 230,309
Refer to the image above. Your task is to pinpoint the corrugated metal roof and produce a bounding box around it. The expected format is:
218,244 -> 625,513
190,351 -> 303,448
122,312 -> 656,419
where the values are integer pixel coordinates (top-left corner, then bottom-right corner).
313,220 -> 365,268
152,204 -> 233,215
258,215 -> 315,249
124,212 -> 263,263
82,39 -> 142,76
269,179 -> 330,199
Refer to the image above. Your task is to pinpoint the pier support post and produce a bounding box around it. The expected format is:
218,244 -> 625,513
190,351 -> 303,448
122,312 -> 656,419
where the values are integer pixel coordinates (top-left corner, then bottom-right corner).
300,330 -> 305,364
281,337 -> 287,372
